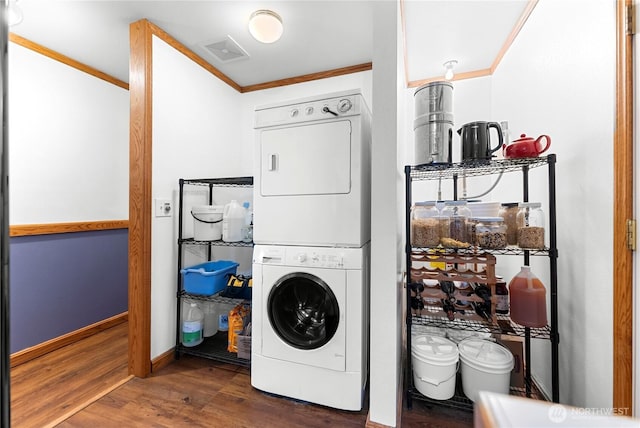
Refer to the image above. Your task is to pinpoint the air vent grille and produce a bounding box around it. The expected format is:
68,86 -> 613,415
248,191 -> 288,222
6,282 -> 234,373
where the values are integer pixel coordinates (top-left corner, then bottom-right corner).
201,36 -> 249,63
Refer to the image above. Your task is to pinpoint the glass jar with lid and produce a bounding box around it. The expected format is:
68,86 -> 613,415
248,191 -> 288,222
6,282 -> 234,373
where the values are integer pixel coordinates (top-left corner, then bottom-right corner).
476,217 -> 507,249
410,201 -> 440,247
441,200 -> 472,244
498,202 -> 519,246
516,202 -> 545,249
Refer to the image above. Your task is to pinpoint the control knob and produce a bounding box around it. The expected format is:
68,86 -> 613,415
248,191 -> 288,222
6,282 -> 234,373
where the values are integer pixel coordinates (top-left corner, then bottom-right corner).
337,99 -> 352,113
290,109 -> 299,118
296,253 -> 307,263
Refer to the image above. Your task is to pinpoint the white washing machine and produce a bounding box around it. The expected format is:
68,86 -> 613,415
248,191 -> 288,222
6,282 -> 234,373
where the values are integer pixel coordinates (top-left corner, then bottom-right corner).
251,243 -> 369,411
253,89 -> 371,248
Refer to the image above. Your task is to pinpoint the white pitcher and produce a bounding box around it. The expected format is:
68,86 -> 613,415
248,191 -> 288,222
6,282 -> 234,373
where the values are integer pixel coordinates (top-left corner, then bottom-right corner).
222,199 -> 246,242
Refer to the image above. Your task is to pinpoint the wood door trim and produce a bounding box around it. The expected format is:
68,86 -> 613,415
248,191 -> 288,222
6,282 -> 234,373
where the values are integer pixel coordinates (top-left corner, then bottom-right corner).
128,19 -> 154,378
613,0 -> 633,412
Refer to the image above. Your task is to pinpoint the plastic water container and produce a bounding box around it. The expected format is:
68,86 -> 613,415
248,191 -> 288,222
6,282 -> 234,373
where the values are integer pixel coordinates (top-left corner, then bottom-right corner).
182,302 -> 204,347
411,334 -> 459,400
222,200 -> 246,242
458,338 -> 514,402
202,301 -> 218,337
191,205 -> 224,241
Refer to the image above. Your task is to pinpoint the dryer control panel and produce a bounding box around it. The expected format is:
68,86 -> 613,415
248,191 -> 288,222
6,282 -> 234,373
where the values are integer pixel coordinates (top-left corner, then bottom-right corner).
254,90 -> 368,128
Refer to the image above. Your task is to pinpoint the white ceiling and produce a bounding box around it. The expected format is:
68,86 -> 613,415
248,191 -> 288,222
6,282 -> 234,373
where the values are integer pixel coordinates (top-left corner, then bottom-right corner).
11,0 -> 533,88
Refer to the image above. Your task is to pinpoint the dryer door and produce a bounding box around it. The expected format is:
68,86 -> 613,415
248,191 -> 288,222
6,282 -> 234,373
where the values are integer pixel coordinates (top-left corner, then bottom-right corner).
261,266 -> 346,371
260,120 -> 352,196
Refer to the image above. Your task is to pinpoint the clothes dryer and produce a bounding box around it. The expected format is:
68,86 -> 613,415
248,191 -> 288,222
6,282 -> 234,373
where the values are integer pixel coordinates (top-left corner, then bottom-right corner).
253,90 -> 371,247
251,244 -> 369,411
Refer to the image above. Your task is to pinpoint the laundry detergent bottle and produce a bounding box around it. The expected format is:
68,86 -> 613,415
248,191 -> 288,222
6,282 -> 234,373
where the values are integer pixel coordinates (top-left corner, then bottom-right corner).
182,302 -> 204,347
222,199 -> 246,242
508,266 -> 548,328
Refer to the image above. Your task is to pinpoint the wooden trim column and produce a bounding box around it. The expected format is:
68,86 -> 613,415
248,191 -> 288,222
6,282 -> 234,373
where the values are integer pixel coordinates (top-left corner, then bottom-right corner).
613,0 -> 633,412
128,19 -> 153,378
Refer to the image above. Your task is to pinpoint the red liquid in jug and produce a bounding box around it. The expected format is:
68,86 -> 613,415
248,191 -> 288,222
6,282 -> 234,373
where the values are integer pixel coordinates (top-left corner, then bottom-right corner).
508,266 -> 547,328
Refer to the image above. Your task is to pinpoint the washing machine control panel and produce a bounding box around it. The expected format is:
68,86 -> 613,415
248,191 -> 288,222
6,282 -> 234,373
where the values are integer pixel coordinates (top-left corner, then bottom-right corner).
291,250 -> 344,268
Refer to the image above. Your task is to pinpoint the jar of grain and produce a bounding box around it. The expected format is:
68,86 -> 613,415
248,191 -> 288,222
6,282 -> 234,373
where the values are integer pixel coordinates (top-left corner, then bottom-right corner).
411,201 -> 440,247
476,217 -> 508,249
516,202 -> 545,249
442,200 -> 471,245
498,202 -> 519,246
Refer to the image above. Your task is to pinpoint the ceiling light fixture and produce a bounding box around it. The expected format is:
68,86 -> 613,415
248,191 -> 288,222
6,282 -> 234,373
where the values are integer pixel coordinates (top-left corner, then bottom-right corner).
248,10 -> 283,44
8,0 -> 23,27
443,60 -> 458,81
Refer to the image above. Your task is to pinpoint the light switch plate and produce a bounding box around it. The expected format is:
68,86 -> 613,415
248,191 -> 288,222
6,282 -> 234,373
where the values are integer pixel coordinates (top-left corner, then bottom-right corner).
155,199 -> 173,217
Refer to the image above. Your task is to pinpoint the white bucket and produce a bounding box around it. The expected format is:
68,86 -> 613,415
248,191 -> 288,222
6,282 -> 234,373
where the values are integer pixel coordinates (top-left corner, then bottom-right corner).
192,205 -> 224,241
411,334 -> 459,400
458,338 -> 514,402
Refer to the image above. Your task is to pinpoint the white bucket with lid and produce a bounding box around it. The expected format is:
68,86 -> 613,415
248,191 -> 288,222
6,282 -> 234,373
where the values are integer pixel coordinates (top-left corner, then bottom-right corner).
458,338 -> 514,402
192,205 -> 224,241
411,334 -> 459,400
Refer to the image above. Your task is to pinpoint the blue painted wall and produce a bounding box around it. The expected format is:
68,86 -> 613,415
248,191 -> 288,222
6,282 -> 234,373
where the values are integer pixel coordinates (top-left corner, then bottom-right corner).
9,229 -> 128,354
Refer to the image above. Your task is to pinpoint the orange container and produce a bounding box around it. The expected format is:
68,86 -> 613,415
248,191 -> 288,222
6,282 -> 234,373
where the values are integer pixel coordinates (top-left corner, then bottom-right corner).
508,266 -> 547,328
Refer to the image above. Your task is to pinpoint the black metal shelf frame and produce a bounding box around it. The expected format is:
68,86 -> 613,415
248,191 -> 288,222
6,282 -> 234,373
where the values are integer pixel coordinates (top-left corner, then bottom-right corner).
404,154 -> 559,409
175,177 -> 254,365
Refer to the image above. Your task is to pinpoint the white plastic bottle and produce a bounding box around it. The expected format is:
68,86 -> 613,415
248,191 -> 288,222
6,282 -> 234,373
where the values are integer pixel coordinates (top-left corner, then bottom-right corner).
202,301 -> 218,337
222,200 -> 246,242
182,302 -> 204,347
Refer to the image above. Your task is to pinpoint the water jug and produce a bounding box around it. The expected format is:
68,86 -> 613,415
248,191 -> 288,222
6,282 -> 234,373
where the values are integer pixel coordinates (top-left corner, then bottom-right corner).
508,266 -> 548,328
202,301 -> 218,337
182,302 -> 204,347
222,200 -> 246,242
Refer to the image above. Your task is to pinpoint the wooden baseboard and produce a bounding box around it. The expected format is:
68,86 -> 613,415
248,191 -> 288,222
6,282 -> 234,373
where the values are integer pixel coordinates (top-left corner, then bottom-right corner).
151,348 -> 175,373
10,312 -> 128,367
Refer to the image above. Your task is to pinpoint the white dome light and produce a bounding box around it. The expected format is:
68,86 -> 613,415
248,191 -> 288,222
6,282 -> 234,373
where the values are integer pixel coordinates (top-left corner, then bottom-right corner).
248,10 -> 283,44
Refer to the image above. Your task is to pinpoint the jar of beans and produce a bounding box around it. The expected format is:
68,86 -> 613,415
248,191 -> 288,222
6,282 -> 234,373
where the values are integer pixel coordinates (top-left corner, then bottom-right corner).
476,217 -> 508,249
516,202 -> 545,249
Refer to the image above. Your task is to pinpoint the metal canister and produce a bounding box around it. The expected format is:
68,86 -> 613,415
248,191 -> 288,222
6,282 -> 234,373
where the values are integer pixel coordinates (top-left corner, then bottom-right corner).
413,81 -> 454,165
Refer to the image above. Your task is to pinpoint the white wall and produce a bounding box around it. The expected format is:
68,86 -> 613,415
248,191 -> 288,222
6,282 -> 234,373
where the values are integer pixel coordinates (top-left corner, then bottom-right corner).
8,43 -> 129,223
368,1 -> 400,426
151,35 -> 249,359
492,0 -> 615,407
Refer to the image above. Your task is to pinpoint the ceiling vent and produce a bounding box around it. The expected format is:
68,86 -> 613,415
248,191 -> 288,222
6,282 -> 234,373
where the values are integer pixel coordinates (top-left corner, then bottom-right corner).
200,36 -> 249,63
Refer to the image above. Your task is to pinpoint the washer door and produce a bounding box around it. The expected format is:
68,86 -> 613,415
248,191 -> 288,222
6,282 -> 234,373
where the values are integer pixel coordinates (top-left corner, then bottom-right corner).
268,272 -> 339,350
261,266 -> 346,371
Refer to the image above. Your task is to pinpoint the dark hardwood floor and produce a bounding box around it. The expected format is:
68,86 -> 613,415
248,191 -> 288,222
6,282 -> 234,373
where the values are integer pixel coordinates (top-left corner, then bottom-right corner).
11,323 -> 473,427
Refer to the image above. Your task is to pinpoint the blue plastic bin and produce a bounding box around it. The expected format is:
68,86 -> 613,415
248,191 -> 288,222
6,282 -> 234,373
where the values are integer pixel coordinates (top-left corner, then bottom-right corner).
180,260 -> 239,296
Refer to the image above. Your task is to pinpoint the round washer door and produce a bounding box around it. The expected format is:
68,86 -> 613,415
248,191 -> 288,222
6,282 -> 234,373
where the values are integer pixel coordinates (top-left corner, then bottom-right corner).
267,272 -> 339,350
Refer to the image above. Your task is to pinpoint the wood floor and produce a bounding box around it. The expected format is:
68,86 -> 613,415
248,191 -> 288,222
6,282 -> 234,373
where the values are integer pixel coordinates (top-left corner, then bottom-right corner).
10,323 -> 473,427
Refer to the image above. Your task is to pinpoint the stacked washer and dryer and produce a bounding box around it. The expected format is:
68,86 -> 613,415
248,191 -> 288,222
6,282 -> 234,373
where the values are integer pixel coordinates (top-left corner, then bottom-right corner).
251,90 -> 372,411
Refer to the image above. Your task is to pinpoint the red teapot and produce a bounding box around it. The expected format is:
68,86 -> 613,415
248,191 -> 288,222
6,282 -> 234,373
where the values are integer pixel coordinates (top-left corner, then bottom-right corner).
503,134 -> 551,159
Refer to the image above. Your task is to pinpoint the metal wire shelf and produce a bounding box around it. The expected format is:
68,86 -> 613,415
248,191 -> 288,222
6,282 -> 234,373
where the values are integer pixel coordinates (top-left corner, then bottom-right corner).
408,156 -> 550,181
411,246 -> 550,256
181,176 -> 253,187
179,237 -> 254,247
412,313 -> 551,340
